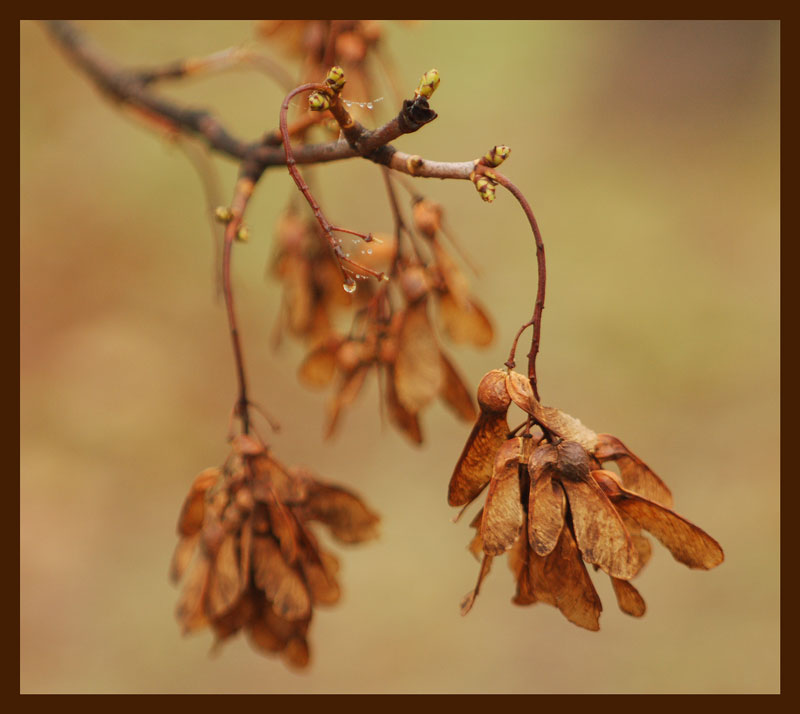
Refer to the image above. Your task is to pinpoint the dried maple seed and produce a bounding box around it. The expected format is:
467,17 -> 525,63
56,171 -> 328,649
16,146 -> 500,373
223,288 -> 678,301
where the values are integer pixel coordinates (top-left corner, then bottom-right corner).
449,366 -> 723,630
476,369 -> 512,413
412,199 -> 443,239
171,438 -> 379,668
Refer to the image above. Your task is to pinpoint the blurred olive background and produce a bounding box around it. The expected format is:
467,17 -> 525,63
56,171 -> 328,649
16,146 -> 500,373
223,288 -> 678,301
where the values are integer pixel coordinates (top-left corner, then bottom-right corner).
20,20 -> 779,693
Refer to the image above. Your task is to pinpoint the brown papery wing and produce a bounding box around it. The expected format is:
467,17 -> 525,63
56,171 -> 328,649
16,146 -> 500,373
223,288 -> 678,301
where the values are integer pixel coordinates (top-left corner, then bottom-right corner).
594,434 -> 673,508
505,371 -> 598,451
543,527 -> 602,631
459,553 -> 493,615
299,481 -> 380,544
560,476 -> 639,580
614,495 -> 724,570
394,302 -> 444,413
610,576 -> 646,617
528,473 -> 566,557
480,439 -> 525,555
251,536 -> 311,621
298,344 -> 338,388
385,366 -> 423,444
206,532 -> 243,619
324,366 -> 370,439
439,350 -> 478,421
177,468 -> 221,537
439,292 -> 494,347
448,412 -> 509,507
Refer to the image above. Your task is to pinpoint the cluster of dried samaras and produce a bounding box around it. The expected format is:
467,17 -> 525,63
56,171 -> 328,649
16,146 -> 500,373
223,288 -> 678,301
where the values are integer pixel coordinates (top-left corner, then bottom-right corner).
170,434 -> 379,668
451,369 -> 724,630
272,199 -> 492,444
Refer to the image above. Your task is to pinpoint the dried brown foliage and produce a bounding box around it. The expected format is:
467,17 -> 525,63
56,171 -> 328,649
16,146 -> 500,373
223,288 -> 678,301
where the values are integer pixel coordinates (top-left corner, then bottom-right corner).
44,18 -> 725,671
293,240 -> 487,444
450,370 -> 724,629
171,434 -> 379,667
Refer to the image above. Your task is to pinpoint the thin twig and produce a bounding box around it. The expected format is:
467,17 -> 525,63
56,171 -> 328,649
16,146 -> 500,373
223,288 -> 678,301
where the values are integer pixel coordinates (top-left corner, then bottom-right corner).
484,168 -> 547,402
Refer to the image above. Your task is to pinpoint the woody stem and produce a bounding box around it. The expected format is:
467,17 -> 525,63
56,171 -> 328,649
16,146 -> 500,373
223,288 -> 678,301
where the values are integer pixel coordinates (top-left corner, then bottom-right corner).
222,178 -> 256,434
488,169 -> 546,402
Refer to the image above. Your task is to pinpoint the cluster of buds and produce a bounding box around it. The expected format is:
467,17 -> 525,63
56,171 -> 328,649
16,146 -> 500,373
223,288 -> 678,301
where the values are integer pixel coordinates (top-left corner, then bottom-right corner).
171,434 -> 379,667
450,369 -> 723,629
259,20 -> 384,127
308,66 -> 347,112
470,145 -> 511,203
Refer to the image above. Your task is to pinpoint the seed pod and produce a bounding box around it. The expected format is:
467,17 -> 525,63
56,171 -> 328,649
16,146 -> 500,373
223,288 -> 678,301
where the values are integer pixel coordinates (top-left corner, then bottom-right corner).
412,199 -> 443,239
476,370 -> 511,413
398,265 -> 431,303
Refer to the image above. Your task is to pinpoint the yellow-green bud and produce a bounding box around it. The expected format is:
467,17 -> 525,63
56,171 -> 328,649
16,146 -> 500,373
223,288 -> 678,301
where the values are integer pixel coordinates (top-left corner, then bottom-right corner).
214,206 -> 233,223
483,145 -> 511,168
325,66 -> 346,93
415,69 -> 440,99
308,92 -> 331,111
236,226 -> 250,242
474,176 -> 496,203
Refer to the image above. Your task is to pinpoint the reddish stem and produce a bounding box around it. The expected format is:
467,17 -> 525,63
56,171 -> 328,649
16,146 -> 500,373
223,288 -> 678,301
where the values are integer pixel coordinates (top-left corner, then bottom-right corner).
279,83 -> 384,287
485,169 -> 546,402
221,178 -> 256,433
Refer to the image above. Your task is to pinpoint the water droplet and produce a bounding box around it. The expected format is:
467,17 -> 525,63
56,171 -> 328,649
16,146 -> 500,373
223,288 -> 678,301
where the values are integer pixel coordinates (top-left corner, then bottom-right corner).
366,102 -> 374,110
343,280 -> 357,294
367,248 -> 373,255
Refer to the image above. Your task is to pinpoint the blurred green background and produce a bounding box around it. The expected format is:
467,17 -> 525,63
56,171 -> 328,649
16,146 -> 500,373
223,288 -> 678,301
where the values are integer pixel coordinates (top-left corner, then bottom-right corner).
20,20 -> 779,693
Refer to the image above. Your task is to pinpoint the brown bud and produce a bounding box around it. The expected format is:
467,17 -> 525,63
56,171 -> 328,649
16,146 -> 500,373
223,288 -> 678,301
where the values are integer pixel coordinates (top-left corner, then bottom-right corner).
477,369 -> 511,413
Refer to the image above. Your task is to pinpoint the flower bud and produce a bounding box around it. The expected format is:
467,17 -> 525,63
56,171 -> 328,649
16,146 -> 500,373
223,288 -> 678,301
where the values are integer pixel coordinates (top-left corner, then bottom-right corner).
325,65 -> 346,92
474,176 -> 496,203
309,92 -> 331,111
482,145 -> 511,168
214,206 -> 233,223
415,69 -> 440,99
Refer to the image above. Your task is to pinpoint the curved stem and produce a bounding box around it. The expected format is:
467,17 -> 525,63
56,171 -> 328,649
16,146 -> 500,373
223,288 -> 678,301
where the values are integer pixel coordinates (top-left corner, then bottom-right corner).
486,169 -> 546,402
279,83 -> 385,287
